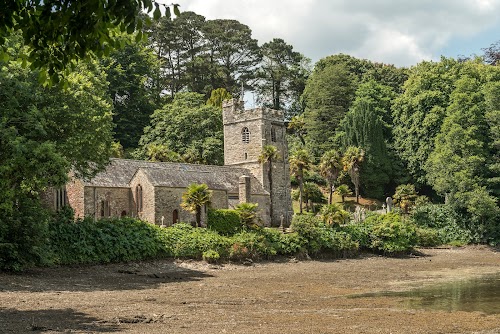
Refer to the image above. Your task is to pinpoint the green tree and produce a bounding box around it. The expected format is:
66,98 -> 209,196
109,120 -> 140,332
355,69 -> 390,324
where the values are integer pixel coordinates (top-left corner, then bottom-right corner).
258,145 -> 279,225
342,147 -> 365,203
319,149 -> 343,204
290,149 -> 312,214
392,58 -> 462,185
255,38 -> 310,113
206,88 -> 232,109
234,202 -> 259,228
302,61 -> 357,156
1,1 -> 179,83
320,203 -> 350,226
101,38 -> 160,149
202,19 -> 261,95
181,183 -> 212,227
137,92 -> 224,165
425,61 -> 500,236
335,184 -> 353,203
393,184 -> 418,214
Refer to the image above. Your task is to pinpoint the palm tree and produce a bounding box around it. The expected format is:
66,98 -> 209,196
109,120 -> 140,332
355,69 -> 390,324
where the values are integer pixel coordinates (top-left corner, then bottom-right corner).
335,184 -> 353,203
342,146 -> 365,203
289,149 -> 312,214
319,149 -> 342,204
320,203 -> 350,226
258,145 -> 279,225
181,183 -> 211,227
235,202 -> 259,228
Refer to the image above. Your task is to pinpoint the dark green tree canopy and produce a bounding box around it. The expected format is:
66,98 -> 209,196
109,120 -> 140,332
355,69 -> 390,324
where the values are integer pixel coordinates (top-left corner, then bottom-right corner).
0,0 -> 179,82
137,92 -> 224,165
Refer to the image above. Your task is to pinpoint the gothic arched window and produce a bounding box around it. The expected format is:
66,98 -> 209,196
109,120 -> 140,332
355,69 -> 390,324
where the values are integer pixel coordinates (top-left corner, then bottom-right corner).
136,184 -> 143,212
271,127 -> 277,142
242,127 -> 250,143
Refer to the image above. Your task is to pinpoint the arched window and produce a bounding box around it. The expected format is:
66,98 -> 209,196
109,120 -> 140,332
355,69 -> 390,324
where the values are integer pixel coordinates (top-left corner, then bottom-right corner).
271,127 -> 277,142
101,200 -> 110,217
242,127 -> 250,143
136,184 -> 143,212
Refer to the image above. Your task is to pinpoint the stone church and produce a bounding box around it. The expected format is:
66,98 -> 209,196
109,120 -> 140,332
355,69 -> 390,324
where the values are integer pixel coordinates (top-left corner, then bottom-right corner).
45,99 -> 293,226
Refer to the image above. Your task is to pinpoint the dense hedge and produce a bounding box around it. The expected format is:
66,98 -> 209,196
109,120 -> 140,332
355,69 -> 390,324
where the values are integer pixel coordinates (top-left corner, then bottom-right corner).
207,209 -> 241,236
3,207 -> 465,271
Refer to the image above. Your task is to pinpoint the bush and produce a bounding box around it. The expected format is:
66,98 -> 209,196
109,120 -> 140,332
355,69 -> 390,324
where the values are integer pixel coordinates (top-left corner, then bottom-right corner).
410,204 -> 472,244
202,250 -> 220,263
415,228 -> 441,247
290,214 -> 359,256
48,217 -> 168,265
0,197 -> 51,271
207,209 -> 242,236
365,213 -> 417,254
342,213 -> 418,254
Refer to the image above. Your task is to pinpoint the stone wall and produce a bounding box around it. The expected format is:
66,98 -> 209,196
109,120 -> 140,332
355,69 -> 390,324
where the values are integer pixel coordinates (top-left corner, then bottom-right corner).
129,169 -> 155,223
83,187 -> 131,220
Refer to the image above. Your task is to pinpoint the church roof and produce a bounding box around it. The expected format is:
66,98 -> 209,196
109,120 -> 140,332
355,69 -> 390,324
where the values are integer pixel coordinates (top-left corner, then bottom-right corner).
80,159 -> 268,195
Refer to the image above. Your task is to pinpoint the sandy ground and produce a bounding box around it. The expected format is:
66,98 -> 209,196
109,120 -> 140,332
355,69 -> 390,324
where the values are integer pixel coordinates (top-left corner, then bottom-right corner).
0,246 -> 499,334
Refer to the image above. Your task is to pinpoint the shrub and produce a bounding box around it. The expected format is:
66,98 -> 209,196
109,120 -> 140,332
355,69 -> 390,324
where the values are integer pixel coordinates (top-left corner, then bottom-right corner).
202,250 -> 220,263
207,209 -> 242,236
0,197 -> 51,271
415,227 -> 441,247
365,213 -> 417,254
410,204 -> 472,244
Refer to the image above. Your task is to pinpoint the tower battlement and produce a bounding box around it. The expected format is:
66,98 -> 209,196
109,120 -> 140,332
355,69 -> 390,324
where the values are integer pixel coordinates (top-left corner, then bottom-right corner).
222,99 -> 284,125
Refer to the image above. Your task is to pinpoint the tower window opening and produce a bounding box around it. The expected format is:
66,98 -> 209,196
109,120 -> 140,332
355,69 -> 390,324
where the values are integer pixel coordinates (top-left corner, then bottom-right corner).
271,127 -> 277,142
244,152 -> 248,160
242,127 -> 250,143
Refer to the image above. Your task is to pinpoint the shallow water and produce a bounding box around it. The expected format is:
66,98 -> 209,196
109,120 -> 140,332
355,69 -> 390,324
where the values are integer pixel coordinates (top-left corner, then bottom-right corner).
351,273 -> 500,314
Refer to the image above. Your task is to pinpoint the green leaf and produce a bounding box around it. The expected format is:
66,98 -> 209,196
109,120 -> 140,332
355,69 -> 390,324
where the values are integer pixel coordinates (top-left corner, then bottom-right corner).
153,4 -> 161,20
173,5 -> 181,16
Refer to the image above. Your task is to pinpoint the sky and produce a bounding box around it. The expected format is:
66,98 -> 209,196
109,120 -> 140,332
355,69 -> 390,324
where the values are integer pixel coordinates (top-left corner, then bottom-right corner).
176,0 -> 500,67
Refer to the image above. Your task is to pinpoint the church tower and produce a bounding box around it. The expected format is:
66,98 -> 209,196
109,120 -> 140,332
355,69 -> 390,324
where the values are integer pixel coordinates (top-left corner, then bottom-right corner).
222,99 -> 293,226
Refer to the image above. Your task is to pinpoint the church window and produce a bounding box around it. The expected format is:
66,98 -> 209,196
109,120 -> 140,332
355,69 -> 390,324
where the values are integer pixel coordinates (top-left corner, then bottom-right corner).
172,209 -> 179,224
271,127 -> 277,142
244,152 -> 248,160
242,127 -> 250,143
136,184 -> 143,212
54,187 -> 67,211
100,200 -> 110,217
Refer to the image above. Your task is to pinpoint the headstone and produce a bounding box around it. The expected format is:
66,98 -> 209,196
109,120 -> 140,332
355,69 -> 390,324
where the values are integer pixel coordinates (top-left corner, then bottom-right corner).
386,197 -> 393,212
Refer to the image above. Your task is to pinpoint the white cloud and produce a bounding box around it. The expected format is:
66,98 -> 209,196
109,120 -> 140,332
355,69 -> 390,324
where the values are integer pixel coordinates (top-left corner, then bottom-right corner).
178,0 -> 500,66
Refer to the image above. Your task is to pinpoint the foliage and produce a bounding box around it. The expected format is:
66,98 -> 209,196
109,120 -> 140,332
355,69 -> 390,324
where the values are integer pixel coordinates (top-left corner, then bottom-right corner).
1,1 -> 179,84
482,40 -> 499,65
290,149 -> 313,214
181,183 -> 212,227
337,80 -> 397,198
258,145 -> 279,225
342,146 -> 365,203
48,217 -> 169,265
234,203 -> 260,228
302,61 -> 357,156
415,228 -> 441,247
393,184 -> 418,214
202,249 -> 220,263
206,88 -> 232,109
101,39 -> 160,149
320,204 -> 350,226
0,197 -> 51,271
342,213 -> 418,254
410,204 -> 472,244
254,38 -> 311,115
207,209 -> 242,236
290,214 -> 359,256
335,184 -> 353,202
137,92 -> 224,165
319,149 -> 342,204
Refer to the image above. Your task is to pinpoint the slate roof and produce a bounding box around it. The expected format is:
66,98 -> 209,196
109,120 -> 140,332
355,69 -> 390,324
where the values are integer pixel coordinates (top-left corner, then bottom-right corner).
80,159 -> 268,195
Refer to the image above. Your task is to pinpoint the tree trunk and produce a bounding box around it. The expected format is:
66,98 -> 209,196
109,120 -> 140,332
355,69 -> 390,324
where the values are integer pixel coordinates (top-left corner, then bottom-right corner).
268,162 -> 273,226
196,207 -> 201,228
328,182 -> 333,205
298,173 -> 304,214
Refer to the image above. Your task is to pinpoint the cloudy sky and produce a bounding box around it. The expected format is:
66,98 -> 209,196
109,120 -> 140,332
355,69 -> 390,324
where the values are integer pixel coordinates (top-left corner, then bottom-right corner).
177,0 -> 500,67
